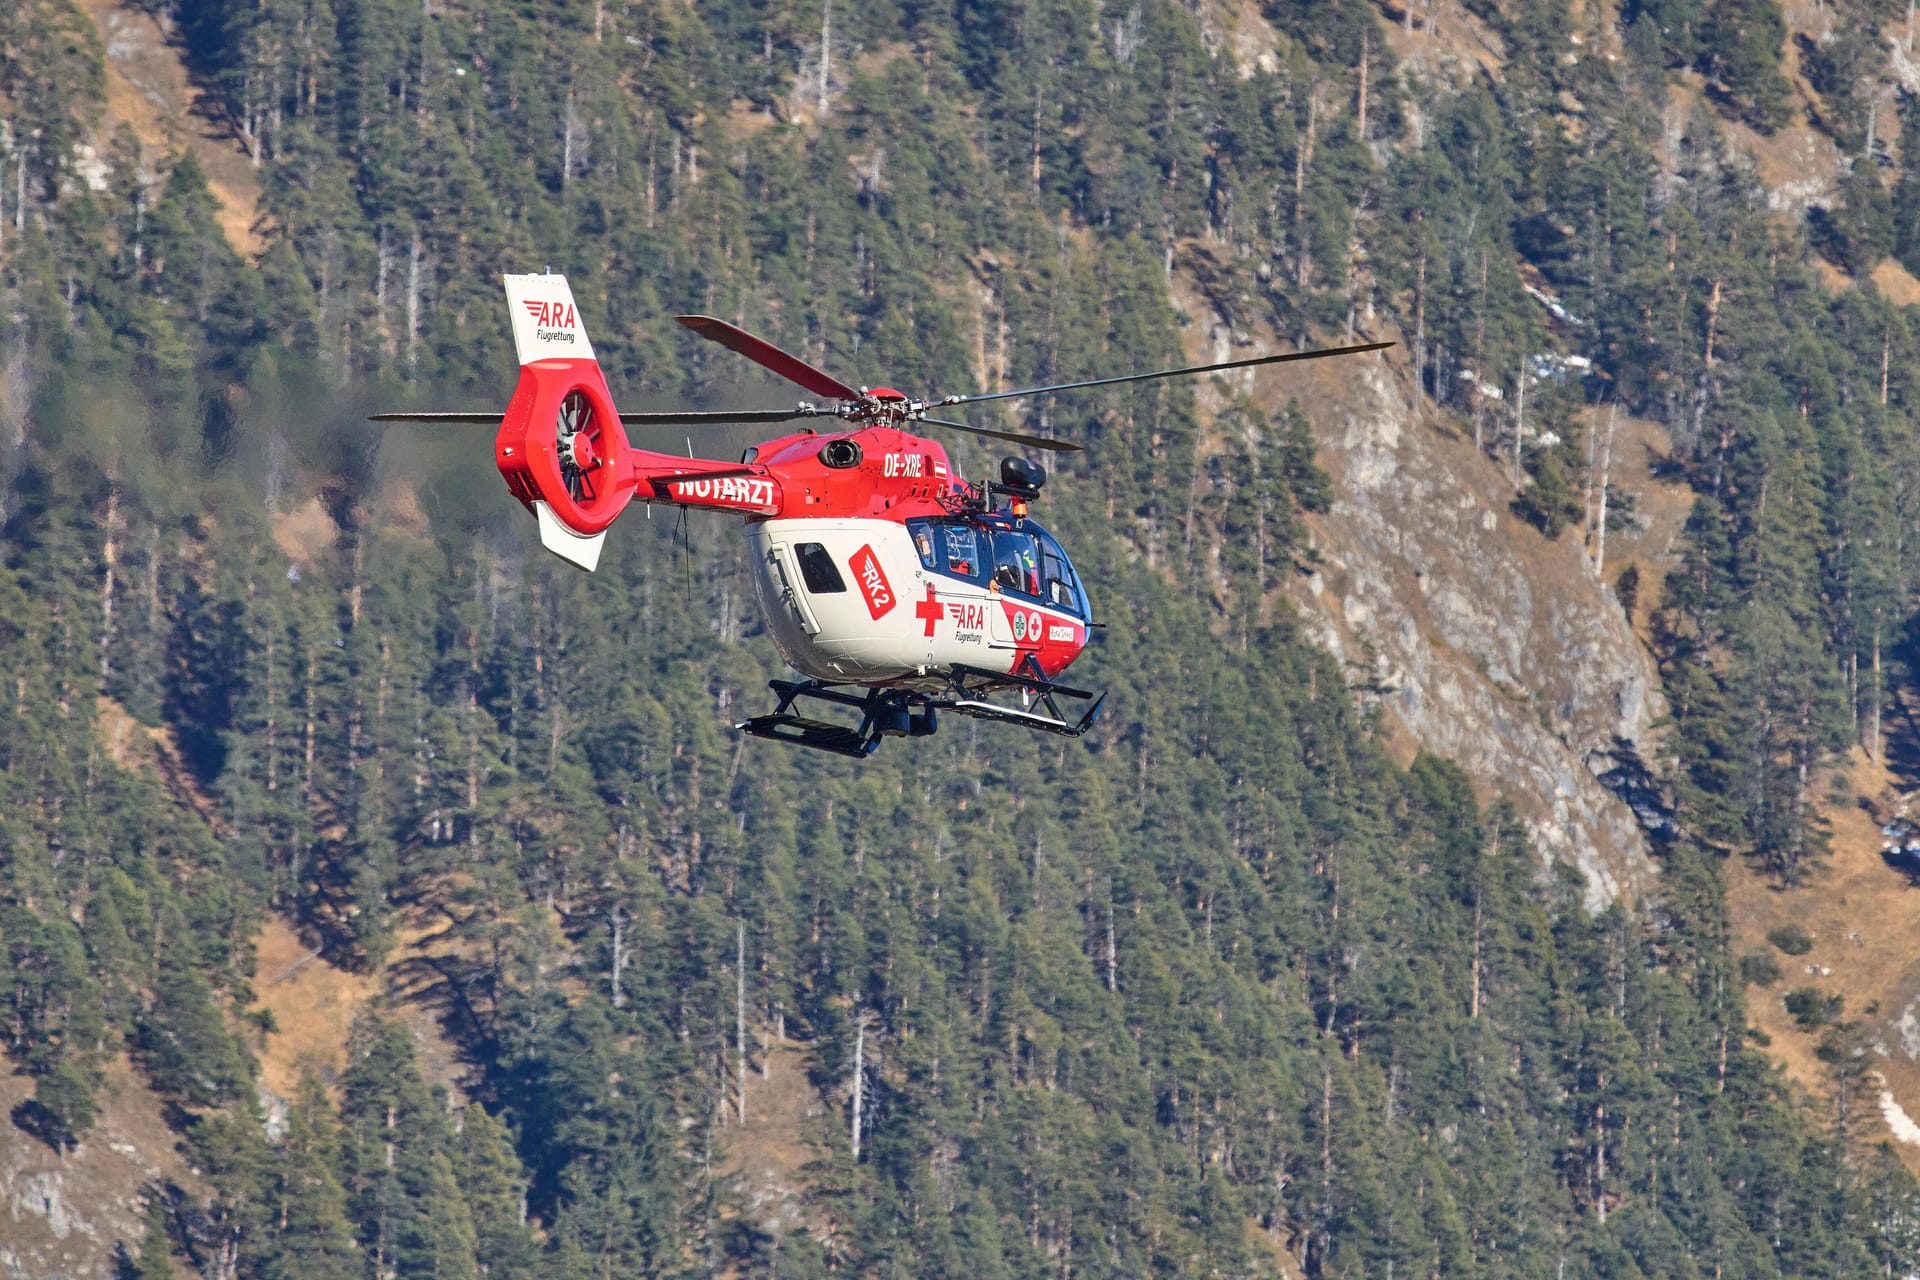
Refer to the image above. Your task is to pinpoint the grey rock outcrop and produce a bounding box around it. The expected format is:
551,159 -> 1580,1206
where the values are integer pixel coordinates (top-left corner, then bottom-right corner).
1286,359 -> 1663,908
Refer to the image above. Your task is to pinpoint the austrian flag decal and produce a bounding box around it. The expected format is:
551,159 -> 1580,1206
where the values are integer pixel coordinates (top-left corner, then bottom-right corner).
850,545 -> 896,619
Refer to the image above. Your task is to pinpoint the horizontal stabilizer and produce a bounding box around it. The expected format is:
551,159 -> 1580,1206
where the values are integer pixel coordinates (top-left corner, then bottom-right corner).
534,501 -> 608,572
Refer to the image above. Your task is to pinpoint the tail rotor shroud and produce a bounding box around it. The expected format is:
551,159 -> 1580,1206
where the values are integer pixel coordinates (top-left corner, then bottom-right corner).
495,357 -> 636,535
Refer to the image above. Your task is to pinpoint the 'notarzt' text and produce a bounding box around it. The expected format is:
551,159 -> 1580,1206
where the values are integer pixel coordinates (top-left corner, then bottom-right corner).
671,476 -> 776,506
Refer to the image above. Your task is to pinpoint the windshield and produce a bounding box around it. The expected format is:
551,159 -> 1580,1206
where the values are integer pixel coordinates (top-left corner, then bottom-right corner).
1029,522 -> 1087,616
906,517 -> 1085,617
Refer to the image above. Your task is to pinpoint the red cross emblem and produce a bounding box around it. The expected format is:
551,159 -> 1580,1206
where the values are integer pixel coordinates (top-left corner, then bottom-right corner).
914,585 -> 944,637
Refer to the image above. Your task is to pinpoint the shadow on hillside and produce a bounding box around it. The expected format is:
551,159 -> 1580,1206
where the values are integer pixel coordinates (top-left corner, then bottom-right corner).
1881,846 -> 1920,886
381,907 -> 505,1080
1885,686 -> 1920,795
9,1099 -> 73,1153
1881,625 -> 1920,797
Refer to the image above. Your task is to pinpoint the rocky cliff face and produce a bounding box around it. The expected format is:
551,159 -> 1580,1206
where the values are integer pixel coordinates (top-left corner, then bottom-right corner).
1287,359 -> 1663,907
1171,274 -> 1667,907
0,1062 -> 193,1280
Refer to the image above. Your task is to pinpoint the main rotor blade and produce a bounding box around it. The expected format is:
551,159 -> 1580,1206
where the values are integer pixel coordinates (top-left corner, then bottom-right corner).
941,339 -> 1394,408
371,409 -> 815,426
920,417 -> 1082,453
370,412 -> 501,423
619,408 -> 815,426
676,315 -> 862,402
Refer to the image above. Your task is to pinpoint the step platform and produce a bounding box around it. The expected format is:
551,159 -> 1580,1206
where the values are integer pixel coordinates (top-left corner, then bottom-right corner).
737,710 -> 882,758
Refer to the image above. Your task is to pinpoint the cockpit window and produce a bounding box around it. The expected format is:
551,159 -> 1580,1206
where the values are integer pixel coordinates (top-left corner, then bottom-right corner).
991,530 -> 1042,599
904,517 -> 1083,613
1041,548 -> 1076,611
1031,525 -> 1086,617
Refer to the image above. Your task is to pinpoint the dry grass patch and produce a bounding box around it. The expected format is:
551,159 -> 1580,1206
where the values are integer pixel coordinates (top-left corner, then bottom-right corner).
714,1033 -> 833,1243
1377,0 -> 1507,84
78,0 -> 265,256
1725,748 -> 1920,1178
271,496 -> 338,566
1813,257 -> 1854,295
95,695 -> 221,826
252,906 -> 472,1103
1872,259 -> 1920,307
252,916 -> 380,1099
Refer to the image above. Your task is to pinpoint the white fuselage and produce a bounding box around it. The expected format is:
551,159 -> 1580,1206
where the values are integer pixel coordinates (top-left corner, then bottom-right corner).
746,517 -> 1088,688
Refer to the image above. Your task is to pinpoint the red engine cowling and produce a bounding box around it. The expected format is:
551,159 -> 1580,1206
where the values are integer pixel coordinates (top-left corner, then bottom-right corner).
495,358 -> 636,535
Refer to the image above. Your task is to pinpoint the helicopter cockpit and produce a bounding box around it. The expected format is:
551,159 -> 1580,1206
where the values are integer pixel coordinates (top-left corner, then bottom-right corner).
907,515 -> 1090,618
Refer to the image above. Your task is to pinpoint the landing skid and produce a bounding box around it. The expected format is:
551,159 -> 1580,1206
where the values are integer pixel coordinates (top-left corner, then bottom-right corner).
737,681 -> 939,758
737,660 -> 1105,757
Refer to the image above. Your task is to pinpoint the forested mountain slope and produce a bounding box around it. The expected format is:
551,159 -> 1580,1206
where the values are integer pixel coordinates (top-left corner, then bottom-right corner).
9,0 -> 1920,1277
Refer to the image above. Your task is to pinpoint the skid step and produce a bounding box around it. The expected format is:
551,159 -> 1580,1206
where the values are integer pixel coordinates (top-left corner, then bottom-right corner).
736,668 -> 1101,756
737,712 -> 881,758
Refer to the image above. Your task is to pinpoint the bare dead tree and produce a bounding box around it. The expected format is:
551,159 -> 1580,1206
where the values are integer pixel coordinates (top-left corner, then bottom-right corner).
1356,30 -> 1370,140
100,469 -> 118,680
1106,898 -> 1118,992
1866,609 -> 1884,761
1592,405 -> 1618,578
736,919 -> 748,1124
1510,358 -> 1526,488
609,905 -> 628,1008
850,1008 -> 872,1160
406,225 -> 424,371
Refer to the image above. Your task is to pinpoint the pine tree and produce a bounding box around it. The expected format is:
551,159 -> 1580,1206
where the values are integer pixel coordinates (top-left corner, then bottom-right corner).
261,1080 -> 362,1280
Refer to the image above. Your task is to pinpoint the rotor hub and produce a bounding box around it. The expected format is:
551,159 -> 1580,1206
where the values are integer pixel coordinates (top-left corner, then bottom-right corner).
568,428 -> 599,471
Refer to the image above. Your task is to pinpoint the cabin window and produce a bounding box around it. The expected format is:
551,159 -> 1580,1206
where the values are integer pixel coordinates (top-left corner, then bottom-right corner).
795,543 -> 846,594
906,519 -> 986,581
941,525 -> 984,580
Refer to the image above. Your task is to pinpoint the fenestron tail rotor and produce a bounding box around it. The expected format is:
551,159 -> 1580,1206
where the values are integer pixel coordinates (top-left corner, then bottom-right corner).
557,389 -> 599,503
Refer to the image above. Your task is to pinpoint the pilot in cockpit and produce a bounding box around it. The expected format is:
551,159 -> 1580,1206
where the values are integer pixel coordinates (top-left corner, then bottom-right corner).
991,531 -> 1040,596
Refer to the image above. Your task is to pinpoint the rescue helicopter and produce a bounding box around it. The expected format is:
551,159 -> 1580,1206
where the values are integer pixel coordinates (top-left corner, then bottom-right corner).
374,274 -> 1388,757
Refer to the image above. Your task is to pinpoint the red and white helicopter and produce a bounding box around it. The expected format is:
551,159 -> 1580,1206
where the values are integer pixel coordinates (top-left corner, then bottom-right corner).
375,274 -> 1387,756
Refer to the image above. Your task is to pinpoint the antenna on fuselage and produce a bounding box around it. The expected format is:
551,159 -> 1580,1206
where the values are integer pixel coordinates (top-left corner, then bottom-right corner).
674,504 -> 691,595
